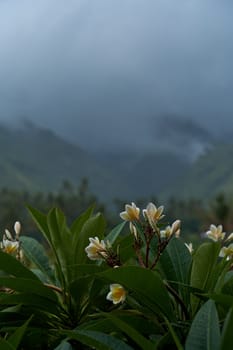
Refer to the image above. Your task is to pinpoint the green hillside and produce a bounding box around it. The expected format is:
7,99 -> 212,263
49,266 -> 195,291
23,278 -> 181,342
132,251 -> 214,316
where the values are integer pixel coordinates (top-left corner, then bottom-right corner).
161,143 -> 233,200
4,124 -> 231,203
96,150 -> 190,199
0,124 -> 130,200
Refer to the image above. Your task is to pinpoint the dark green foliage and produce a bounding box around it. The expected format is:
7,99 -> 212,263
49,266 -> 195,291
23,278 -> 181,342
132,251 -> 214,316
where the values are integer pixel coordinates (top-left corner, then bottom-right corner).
0,202 -> 233,349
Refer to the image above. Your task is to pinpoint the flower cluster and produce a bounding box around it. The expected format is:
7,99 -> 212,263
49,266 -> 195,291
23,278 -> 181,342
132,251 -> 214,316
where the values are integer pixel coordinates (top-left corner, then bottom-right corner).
120,202 -> 165,226
120,201 -> 181,242
0,221 -> 21,257
205,224 -> 233,260
119,202 -> 181,269
85,202 -> 181,304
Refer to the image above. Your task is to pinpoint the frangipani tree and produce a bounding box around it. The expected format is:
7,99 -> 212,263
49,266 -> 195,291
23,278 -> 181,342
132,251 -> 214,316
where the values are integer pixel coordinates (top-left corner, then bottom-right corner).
0,202 -> 233,349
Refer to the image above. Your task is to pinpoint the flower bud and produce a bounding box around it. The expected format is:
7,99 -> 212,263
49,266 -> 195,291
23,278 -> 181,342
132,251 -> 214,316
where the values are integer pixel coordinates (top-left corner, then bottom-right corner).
171,220 -> 181,236
14,221 -> 21,237
4,229 -> 13,240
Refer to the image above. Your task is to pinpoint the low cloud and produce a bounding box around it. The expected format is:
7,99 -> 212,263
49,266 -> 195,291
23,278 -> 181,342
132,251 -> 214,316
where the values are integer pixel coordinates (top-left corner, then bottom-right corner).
0,0 -> 233,150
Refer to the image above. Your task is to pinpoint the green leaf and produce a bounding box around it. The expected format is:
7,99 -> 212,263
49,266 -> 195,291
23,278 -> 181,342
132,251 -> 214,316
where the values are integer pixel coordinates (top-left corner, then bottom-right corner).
105,222 -> 126,246
27,206 -> 67,288
159,238 -> 192,305
46,208 -> 72,287
220,307 -> 233,350
221,275 -> 233,296
73,213 -> 106,265
185,300 -> 220,350
0,251 -> 39,281
69,276 -> 93,317
117,234 -> 135,264
98,266 -> 175,320
54,340 -> 74,350
208,292 -> 233,308
67,264 -> 105,278
60,329 -> 133,350
0,339 -> 15,350
0,277 -> 58,302
47,208 -> 68,248
101,312 -> 154,350
166,238 -> 192,285
68,265 -> 106,318
190,242 -> 221,315
27,206 -> 51,244
70,206 -> 94,234
164,317 -> 183,350
82,310 -> 160,340
20,236 -> 55,283
68,264 -> 106,295
0,293 -> 62,316
8,315 -> 33,348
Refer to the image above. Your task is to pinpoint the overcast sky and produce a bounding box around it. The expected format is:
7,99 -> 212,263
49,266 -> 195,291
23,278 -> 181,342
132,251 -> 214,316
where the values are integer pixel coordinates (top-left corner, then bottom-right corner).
0,0 -> 233,151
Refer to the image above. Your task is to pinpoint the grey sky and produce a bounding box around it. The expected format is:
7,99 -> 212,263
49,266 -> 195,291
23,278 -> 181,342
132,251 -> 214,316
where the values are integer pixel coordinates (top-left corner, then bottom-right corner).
0,0 -> 233,151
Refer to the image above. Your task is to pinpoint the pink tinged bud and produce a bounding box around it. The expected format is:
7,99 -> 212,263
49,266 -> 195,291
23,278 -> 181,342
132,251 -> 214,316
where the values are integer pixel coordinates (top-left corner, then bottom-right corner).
129,222 -> 138,239
14,221 -> 21,236
171,220 -> 181,236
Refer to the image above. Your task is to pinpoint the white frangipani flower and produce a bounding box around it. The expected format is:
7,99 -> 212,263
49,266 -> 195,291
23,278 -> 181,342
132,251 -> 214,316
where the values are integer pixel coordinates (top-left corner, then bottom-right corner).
1,221 -> 22,255
85,237 -> 108,260
219,244 -> 233,260
160,226 -> 171,239
143,203 -> 164,226
160,220 -> 181,239
120,202 -> 140,221
1,238 -> 19,254
225,232 -> 233,242
206,224 -> 225,242
106,284 -> 126,304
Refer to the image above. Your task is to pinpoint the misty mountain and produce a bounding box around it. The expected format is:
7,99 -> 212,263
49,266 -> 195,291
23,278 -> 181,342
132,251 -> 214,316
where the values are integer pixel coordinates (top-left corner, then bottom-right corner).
95,150 -> 190,199
0,123 -> 191,202
0,123 -> 132,200
161,143 -> 233,200
150,115 -> 214,161
3,121 -> 231,204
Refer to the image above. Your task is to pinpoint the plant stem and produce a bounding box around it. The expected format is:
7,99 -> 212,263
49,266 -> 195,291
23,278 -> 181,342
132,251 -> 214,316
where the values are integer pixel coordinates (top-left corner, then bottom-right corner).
164,281 -> 189,321
44,283 -> 63,294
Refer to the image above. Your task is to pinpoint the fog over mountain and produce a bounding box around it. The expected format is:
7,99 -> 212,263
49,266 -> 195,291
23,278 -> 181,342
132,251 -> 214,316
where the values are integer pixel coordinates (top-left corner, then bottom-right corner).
0,0 -> 233,153
152,116 -> 214,161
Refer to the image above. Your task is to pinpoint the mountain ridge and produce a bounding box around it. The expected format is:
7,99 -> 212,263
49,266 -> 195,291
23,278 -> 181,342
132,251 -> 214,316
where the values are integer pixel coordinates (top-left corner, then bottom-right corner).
1,123 -> 232,203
